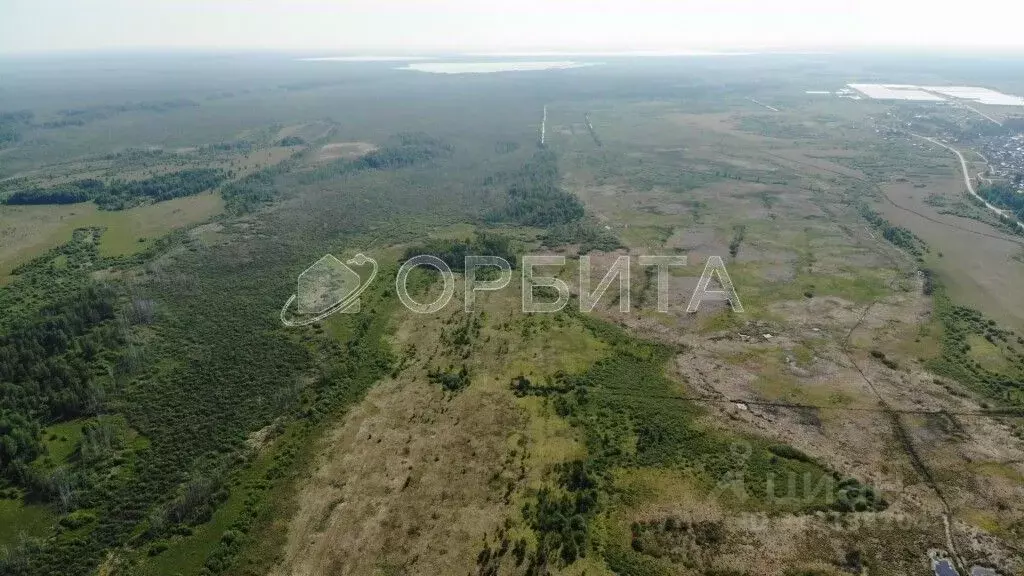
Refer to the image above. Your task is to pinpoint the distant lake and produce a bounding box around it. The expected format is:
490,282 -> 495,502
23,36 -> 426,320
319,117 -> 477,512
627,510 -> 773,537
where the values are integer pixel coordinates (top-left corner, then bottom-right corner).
299,56 -> 429,62
398,61 -> 597,74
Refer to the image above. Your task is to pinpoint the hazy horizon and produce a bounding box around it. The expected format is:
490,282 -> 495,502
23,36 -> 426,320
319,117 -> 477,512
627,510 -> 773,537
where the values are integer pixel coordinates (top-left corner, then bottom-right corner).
3,0 -> 1024,56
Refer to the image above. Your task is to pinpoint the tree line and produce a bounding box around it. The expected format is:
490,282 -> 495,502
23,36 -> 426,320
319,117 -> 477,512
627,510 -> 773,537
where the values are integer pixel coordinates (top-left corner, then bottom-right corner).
979,182 -> 1024,221
5,169 -> 228,210
40,99 -> 199,128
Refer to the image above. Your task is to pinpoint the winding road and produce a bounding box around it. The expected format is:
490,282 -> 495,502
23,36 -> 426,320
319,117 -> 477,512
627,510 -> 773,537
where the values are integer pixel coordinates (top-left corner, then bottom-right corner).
912,133 -> 1024,232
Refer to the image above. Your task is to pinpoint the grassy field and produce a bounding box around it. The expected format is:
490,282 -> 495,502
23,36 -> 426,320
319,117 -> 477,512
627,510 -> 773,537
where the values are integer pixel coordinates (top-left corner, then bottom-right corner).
875,157 -> 1024,332
0,192 -> 224,282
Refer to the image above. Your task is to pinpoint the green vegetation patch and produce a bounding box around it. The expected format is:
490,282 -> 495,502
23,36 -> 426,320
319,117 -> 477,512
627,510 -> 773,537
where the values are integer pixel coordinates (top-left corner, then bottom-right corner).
506,314 -> 885,574
297,132 -> 453,186
860,204 -> 929,261
488,150 -> 585,227
402,232 -> 518,271
4,169 -> 228,211
541,220 -> 623,254
926,288 -> 1024,408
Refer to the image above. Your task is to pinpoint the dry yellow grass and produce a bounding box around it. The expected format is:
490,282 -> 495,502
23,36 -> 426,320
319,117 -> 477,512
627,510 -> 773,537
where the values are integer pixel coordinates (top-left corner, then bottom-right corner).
0,192 -> 224,283
0,141 -> 308,283
271,281 -> 608,575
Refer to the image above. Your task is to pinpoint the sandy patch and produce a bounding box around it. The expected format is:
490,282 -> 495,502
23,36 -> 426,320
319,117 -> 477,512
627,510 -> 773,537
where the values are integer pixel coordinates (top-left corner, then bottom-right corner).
317,142 -> 377,162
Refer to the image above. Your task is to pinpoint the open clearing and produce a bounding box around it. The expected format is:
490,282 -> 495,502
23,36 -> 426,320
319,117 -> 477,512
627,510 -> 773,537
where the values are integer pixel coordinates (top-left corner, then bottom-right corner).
316,141 -> 377,162
877,175 -> 1024,332
0,192 -> 224,283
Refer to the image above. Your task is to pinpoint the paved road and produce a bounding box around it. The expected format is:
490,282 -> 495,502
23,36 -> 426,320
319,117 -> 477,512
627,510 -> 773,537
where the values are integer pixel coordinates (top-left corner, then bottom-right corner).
912,134 -> 1024,232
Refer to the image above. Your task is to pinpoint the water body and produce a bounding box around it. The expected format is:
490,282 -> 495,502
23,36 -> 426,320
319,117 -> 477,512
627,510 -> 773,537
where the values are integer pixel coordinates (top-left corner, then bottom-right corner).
398,61 -> 598,74
934,560 -> 959,576
299,56 -> 429,62
465,50 -> 758,57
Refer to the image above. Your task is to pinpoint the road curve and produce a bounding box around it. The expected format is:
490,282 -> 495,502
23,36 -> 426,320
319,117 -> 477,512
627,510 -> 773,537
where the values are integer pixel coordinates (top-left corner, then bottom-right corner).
912,133 -> 1024,231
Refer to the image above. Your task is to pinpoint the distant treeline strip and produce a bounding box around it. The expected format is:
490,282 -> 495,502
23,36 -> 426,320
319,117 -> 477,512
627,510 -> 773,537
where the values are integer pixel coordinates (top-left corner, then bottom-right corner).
402,233 -> 518,271
4,169 -> 228,211
0,101 -> 200,143
218,130 -> 453,215
42,100 -> 199,129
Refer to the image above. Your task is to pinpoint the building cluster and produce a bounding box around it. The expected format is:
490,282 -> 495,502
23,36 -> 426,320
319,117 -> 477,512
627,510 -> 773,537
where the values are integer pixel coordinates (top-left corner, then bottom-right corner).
978,133 -> 1024,191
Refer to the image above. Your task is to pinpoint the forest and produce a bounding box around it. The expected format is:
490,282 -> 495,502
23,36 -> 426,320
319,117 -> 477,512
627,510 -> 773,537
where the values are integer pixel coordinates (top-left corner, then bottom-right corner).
540,220 -> 622,253
401,233 -> 518,271
488,150 -> 585,227
4,169 -> 228,210
0,267 -> 124,516
39,100 -> 200,128
4,179 -> 106,206
979,182 -> 1024,220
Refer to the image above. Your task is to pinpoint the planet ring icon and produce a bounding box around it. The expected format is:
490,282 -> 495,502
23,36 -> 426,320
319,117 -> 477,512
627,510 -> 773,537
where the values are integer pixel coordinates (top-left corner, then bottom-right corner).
280,253 -> 378,327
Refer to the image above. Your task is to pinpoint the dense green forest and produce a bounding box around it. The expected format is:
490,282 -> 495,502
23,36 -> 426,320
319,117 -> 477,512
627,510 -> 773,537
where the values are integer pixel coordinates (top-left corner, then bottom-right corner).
402,233 -> 518,271
979,182 -> 1024,220
0,285 -> 121,497
4,169 -> 227,210
0,227 -> 133,550
488,150 -> 585,227
540,220 -> 622,253
4,179 -> 106,206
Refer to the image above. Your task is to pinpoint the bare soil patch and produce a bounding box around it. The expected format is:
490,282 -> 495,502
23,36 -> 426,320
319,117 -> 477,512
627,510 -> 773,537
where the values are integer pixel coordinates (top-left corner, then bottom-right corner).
316,142 -> 377,162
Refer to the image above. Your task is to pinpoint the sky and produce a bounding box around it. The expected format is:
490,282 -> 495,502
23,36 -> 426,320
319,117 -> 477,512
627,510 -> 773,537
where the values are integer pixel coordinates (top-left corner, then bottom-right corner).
2,0 -> 1024,55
